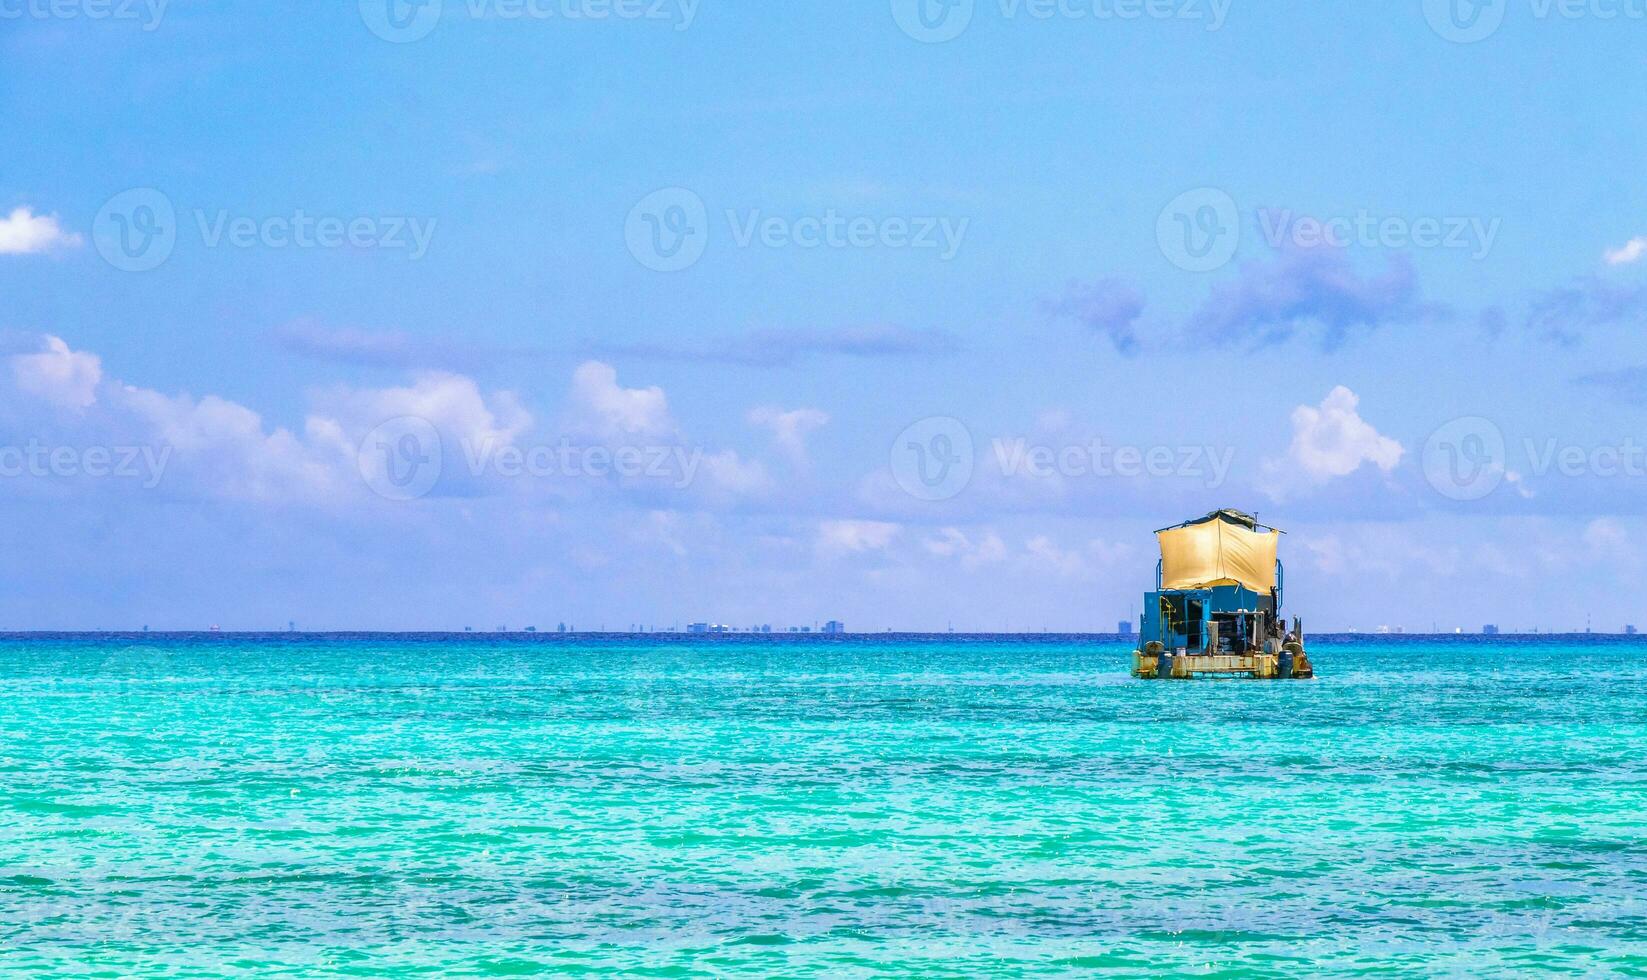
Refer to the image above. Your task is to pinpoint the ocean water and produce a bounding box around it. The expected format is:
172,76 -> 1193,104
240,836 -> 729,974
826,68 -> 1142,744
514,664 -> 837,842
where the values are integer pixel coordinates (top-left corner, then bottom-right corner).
2,634 -> 1645,978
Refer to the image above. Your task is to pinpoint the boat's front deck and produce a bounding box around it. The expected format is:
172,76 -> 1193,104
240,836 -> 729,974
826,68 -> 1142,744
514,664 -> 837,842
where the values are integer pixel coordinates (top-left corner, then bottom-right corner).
1133,650 -> 1313,680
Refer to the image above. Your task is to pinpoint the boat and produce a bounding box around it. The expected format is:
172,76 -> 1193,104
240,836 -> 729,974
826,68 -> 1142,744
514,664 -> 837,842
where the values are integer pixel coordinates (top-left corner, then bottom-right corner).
1131,509 -> 1314,680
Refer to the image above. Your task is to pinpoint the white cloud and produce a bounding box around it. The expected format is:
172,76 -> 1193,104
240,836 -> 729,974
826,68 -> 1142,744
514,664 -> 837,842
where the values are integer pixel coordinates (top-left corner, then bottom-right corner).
748,405 -> 829,466
1087,538 -> 1132,567
11,336 -> 102,409
924,527 -> 1007,568
817,519 -> 899,556
920,527 -> 1127,578
114,384 -> 343,503
567,361 -> 674,440
114,370 -> 531,505
697,449 -> 771,498
0,207 -> 82,255
313,372 -> 531,455
1583,518 -> 1631,561
0,340 -> 797,512
2,336 -> 534,504
638,510 -> 690,558
1024,535 -> 1087,577
923,526 -> 970,557
1298,526 -> 1458,581
1605,236 -> 1647,266
559,365 -> 772,502
1265,386 -> 1403,497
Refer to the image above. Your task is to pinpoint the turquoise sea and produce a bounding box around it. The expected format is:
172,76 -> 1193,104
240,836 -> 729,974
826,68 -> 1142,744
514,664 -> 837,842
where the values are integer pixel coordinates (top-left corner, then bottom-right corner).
2,633 -> 1645,977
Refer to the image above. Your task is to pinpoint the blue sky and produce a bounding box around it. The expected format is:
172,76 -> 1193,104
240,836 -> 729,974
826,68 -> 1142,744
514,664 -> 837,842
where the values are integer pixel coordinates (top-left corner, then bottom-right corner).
2,0 -> 1645,631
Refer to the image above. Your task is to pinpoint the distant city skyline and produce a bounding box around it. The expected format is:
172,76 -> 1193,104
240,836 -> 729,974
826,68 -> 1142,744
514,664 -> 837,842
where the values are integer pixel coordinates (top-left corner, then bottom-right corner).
71,622 -> 1647,637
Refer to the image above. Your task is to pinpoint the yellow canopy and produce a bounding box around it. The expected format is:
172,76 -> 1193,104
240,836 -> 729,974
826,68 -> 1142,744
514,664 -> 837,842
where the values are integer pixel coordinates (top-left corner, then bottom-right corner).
1157,512 -> 1279,592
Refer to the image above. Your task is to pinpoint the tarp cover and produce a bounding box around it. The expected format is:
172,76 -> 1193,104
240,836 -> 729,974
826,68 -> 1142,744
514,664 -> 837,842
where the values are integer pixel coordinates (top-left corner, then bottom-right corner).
1157,512 -> 1279,591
